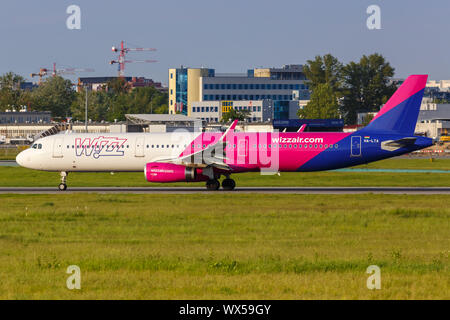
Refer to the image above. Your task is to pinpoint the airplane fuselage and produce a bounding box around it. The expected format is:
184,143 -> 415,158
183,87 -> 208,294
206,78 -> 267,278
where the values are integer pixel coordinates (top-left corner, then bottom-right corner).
16,131 -> 432,173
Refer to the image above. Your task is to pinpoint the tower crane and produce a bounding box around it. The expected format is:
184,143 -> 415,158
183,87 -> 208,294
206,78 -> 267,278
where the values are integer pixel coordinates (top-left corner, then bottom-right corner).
30,68 -> 50,85
110,40 -> 157,77
31,63 -> 94,84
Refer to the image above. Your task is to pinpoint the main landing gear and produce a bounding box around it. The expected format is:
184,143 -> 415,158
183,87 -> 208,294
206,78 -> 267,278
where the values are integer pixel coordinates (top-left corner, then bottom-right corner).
58,171 -> 67,191
206,179 -> 220,191
221,178 -> 236,191
205,176 -> 236,191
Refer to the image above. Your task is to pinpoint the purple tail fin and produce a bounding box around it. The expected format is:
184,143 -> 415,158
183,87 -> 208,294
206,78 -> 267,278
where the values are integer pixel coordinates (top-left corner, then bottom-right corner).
363,75 -> 428,135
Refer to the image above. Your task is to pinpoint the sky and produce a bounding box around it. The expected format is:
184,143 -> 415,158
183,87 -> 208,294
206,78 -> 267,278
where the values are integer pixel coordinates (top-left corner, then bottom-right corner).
1,0 -> 449,86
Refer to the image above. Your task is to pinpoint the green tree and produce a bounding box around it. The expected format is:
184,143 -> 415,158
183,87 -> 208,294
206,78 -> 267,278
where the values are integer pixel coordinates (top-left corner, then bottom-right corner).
297,83 -> 340,119
361,113 -> 375,126
107,78 -> 130,94
221,108 -> 250,122
127,87 -> 168,114
340,53 -> 396,124
70,85 -> 169,122
0,72 -> 24,89
31,76 -> 76,118
107,94 -> 129,122
0,72 -> 25,110
303,54 -> 343,92
70,90 -> 110,122
151,93 -> 168,114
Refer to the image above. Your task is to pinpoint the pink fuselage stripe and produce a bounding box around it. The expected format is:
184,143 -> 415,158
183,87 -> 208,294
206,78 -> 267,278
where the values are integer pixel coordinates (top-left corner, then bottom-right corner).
179,132 -> 351,172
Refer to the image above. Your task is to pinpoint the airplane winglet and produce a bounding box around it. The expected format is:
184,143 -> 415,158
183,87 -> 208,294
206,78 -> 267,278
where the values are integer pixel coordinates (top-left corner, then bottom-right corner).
297,124 -> 307,133
229,119 -> 238,131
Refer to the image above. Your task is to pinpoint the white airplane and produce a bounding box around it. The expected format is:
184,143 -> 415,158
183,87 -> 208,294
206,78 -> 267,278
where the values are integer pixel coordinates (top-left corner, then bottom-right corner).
16,120 -> 241,191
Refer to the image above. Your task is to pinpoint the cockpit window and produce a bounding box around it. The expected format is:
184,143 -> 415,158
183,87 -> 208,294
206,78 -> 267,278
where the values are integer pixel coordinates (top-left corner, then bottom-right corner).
38,144 -> 42,149
32,144 -> 37,149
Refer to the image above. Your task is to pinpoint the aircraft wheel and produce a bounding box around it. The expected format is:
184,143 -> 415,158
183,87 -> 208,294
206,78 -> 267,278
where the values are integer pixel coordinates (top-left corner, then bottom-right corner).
59,171 -> 68,191
206,179 -> 220,191
222,178 -> 236,191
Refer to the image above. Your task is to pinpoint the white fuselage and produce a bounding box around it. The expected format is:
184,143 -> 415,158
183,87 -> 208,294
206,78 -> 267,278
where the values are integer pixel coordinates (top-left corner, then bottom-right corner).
16,132 -> 201,172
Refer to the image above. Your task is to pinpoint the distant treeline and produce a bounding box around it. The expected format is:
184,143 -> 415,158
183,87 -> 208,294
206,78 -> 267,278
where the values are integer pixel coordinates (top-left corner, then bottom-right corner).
0,74 -> 168,122
299,53 -> 398,124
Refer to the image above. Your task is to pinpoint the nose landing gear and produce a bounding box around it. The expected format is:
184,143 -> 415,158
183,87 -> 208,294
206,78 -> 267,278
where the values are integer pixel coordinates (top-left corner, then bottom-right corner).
59,171 -> 67,191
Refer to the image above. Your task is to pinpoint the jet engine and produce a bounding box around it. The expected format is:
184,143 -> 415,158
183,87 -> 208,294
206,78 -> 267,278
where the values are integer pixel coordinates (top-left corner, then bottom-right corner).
145,162 -> 208,183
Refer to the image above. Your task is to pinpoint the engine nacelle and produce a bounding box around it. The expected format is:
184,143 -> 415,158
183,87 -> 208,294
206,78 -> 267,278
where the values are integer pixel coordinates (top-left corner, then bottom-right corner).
145,162 -> 208,183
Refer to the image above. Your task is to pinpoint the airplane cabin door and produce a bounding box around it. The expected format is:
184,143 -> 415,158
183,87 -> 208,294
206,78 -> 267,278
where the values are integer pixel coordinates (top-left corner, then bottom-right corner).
237,138 -> 248,164
135,137 -> 144,157
238,139 -> 248,157
351,136 -> 362,157
52,137 -> 63,158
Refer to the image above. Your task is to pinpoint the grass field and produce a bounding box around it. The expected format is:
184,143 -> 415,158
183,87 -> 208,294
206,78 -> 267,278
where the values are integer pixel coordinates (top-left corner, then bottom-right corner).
0,193 -> 448,299
1,158 -> 449,187
0,158 -> 448,299
0,148 -> 21,160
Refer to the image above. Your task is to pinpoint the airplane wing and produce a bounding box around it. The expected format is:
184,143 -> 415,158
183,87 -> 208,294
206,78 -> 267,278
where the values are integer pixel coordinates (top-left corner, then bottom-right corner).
153,120 -> 238,171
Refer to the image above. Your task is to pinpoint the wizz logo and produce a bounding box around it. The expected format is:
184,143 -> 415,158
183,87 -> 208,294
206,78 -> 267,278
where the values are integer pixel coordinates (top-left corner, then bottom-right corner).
75,136 -> 127,159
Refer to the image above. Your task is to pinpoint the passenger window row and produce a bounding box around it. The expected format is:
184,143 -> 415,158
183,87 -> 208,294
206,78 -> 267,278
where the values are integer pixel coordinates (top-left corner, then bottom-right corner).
66,144 -> 189,149
250,144 -> 338,149
68,145 -> 129,149
64,143 -> 338,151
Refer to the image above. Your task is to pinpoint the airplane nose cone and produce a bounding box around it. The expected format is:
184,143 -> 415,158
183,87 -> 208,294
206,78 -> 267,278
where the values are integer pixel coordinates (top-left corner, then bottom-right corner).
16,150 -> 28,167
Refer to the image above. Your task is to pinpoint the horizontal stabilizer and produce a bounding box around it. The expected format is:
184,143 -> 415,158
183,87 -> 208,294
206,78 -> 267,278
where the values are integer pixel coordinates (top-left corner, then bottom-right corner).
381,137 -> 417,151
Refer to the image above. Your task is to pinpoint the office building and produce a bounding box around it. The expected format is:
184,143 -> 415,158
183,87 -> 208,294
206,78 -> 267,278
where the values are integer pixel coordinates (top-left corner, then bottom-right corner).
415,101 -> 450,138
125,114 -> 202,132
168,67 -> 215,115
168,65 -> 310,121
191,100 -> 274,123
0,110 -> 51,124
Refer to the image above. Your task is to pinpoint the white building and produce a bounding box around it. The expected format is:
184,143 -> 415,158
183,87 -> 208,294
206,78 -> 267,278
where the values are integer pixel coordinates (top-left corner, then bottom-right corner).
0,123 -> 110,142
415,102 -> 450,138
426,80 -> 450,91
191,100 -> 274,123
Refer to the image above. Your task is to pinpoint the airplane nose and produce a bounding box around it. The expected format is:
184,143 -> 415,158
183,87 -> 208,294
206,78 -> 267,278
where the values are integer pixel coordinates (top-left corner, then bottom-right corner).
16,150 -> 28,167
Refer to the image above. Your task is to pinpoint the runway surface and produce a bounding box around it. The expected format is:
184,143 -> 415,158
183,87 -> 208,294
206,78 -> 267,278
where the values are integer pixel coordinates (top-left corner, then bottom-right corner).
2,160 -> 450,173
1,186 -> 450,194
